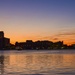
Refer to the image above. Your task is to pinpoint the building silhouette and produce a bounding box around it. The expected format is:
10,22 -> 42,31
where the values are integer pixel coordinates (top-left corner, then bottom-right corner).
15,40 -> 65,50
0,31 -> 10,49
0,31 -> 4,38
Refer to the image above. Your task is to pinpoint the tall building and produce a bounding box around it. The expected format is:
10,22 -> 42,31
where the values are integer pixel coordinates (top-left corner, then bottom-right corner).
4,37 -> 10,47
0,31 -> 4,38
0,31 -> 10,49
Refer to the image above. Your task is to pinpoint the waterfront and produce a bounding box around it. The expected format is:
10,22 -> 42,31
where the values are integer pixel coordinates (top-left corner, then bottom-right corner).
0,50 -> 75,75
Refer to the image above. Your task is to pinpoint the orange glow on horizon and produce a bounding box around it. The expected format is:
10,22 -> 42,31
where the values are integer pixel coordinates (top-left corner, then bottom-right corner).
5,31 -> 75,45
10,38 -> 75,45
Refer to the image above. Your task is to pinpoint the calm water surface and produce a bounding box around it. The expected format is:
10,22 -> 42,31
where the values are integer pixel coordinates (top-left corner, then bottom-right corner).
0,50 -> 75,75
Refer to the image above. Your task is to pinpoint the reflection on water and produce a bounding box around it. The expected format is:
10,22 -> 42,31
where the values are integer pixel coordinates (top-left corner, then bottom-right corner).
0,50 -> 75,75
0,55 -> 4,74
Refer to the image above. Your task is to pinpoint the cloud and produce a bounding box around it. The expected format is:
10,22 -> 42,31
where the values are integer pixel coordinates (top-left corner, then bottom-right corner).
33,31 -> 75,41
56,32 -> 75,36
53,38 -> 59,40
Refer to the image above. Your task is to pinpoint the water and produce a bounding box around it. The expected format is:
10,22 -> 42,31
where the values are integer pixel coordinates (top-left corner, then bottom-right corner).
0,50 -> 75,75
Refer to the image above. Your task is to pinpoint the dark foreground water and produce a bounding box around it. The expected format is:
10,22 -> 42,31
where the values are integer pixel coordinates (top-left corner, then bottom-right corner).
0,50 -> 75,75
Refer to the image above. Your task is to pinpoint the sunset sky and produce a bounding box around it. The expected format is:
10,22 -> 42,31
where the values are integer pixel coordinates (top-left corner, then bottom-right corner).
0,0 -> 75,45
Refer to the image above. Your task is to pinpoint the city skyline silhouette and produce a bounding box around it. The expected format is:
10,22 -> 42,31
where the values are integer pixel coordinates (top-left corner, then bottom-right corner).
0,31 -> 75,50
